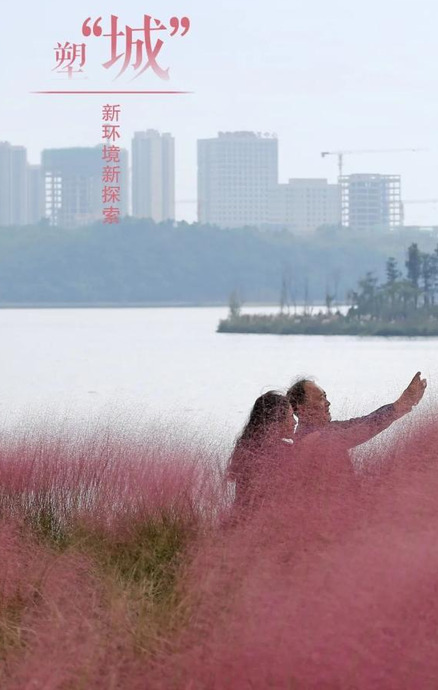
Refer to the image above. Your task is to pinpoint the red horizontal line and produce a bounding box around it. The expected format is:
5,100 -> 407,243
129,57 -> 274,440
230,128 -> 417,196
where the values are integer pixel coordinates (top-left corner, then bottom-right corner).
32,90 -> 193,95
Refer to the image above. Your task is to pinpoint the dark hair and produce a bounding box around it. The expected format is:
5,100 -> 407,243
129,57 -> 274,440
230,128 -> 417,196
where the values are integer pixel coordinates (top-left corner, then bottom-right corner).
228,391 -> 292,489
237,391 -> 291,446
286,378 -> 312,413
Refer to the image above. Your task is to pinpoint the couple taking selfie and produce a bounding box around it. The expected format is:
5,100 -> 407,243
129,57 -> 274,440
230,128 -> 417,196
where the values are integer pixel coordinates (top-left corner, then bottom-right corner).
228,372 -> 427,512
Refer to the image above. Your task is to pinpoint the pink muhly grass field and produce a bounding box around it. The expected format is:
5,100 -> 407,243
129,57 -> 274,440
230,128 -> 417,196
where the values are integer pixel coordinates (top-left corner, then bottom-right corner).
0,424 -> 225,688
1,417 -> 438,688
0,426 -> 224,537
149,418 -> 438,690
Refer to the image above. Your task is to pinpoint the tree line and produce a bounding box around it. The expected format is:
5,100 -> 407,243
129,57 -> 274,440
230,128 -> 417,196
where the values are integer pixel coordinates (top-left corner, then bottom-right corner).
1,220 -> 438,307
348,243 -> 438,321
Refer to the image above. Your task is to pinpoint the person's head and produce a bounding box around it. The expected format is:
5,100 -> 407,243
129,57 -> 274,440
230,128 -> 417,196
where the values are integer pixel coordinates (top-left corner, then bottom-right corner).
238,391 -> 294,446
286,378 -> 331,427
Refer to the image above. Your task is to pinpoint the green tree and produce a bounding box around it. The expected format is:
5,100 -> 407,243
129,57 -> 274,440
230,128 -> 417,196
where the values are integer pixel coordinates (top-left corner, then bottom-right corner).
406,243 -> 421,308
429,246 -> 438,306
279,269 -> 291,315
385,257 -> 400,285
421,252 -> 435,307
348,272 -> 379,318
228,290 -> 242,319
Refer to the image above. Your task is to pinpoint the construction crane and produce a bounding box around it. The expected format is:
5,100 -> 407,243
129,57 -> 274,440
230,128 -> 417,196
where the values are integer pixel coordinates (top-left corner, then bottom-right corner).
321,148 -> 422,180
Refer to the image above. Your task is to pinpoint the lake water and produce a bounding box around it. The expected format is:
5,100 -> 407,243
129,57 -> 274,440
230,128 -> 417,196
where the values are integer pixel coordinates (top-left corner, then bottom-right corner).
1,306 -> 437,451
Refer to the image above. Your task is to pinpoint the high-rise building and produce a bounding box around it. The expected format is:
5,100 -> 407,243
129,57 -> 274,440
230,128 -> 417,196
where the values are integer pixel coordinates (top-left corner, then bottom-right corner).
131,130 -> 175,222
197,131 -> 278,229
0,142 -> 28,226
27,164 -> 45,225
340,174 -> 402,231
42,147 -> 129,228
268,178 -> 341,233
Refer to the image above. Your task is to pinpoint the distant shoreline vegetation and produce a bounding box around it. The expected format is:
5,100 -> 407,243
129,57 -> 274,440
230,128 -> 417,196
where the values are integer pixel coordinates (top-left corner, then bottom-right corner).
218,243 -> 438,337
2,220 -> 438,306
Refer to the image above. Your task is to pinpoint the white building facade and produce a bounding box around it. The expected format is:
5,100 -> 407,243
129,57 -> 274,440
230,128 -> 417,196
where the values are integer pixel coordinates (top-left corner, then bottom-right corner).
268,178 -> 341,233
197,132 -> 278,228
0,142 -> 28,226
132,130 -> 175,222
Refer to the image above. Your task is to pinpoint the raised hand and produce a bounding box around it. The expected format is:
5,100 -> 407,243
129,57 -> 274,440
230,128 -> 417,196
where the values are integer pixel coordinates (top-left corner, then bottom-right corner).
395,372 -> 427,415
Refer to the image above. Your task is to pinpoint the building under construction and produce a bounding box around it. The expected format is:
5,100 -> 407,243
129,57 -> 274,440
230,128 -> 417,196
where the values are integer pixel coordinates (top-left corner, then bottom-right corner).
42,147 -> 129,228
340,173 -> 402,232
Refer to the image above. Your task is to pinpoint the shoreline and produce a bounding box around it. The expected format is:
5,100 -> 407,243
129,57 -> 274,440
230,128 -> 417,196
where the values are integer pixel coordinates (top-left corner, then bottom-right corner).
0,302 -> 280,310
218,314 -> 438,337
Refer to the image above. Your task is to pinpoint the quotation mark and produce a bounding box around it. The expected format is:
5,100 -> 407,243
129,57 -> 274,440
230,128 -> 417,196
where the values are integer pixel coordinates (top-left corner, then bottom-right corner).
169,17 -> 191,37
82,17 -> 103,37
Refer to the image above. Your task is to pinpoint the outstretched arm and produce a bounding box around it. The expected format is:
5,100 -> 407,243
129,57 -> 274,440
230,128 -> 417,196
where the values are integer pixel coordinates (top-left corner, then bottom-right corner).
327,372 -> 427,449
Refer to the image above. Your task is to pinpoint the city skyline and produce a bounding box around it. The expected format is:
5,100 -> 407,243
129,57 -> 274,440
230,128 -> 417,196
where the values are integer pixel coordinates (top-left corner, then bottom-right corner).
4,130 -> 434,228
0,132 -> 414,232
1,0 -> 438,226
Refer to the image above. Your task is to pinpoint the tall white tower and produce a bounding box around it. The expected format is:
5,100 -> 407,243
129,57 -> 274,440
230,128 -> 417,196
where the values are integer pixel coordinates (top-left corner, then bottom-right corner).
132,130 -> 175,222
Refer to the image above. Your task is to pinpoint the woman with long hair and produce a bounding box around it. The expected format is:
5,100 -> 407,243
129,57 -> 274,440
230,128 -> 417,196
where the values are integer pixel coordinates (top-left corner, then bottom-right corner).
227,391 -> 295,512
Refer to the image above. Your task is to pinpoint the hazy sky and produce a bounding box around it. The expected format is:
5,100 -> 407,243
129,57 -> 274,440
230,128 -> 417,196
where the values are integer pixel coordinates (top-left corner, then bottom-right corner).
2,0 -> 438,223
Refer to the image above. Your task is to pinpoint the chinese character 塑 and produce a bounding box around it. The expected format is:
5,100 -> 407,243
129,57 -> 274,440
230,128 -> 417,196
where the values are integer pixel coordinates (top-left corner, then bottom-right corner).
53,42 -> 86,78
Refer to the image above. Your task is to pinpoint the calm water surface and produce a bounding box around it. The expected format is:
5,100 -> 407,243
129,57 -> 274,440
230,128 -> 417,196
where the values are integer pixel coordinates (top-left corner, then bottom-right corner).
1,307 -> 437,448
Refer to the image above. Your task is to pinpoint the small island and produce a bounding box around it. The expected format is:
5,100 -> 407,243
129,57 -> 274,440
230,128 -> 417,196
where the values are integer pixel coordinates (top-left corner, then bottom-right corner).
218,243 -> 438,337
